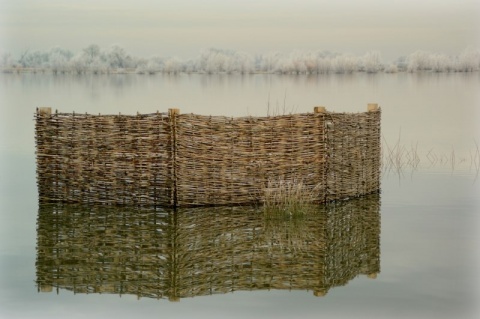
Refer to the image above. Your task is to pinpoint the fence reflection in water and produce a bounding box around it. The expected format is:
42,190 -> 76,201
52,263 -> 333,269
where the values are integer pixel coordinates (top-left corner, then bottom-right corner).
36,194 -> 380,300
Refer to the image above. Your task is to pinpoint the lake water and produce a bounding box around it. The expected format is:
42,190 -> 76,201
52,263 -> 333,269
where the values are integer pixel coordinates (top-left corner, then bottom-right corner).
0,72 -> 479,318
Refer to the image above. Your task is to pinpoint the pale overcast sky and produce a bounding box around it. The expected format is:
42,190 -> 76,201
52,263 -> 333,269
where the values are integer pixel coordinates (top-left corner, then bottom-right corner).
0,0 -> 479,61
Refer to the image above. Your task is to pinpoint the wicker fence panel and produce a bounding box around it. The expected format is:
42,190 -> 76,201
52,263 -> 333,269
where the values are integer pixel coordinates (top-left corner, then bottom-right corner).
174,113 -> 326,206
35,111 -> 172,206
324,110 -> 381,201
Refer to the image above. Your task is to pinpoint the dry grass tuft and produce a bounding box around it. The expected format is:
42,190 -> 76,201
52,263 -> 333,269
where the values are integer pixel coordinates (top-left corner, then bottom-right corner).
262,177 -> 320,219
261,177 -> 321,250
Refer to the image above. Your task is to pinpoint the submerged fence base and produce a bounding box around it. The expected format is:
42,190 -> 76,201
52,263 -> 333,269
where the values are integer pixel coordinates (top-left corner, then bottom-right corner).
35,104 -> 381,207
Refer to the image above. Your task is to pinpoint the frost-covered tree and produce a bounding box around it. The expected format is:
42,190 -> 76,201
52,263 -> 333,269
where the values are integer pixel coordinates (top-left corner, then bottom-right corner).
204,49 -> 227,73
164,57 -> 182,74
362,51 -> 383,73
17,50 -> 31,68
316,57 -> 332,74
384,64 -> 398,73
90,59 -> 108,74
232,51 -> 254,73
275,56 -> 295,74
141,56 -> 162,74
106,45 -> 131,70
456,47 -> 480,72
430,53 -> 453,72
16,50 -> 49,68
135,59 -> 148,74
69,53 -> 88,74
302,51 -> 319,74
332,54 -> 358,73
260,51 -> 282,73
1,52 -> 15,68
183,59 -> 197,73
289,51 -> 307,74
48,47 -> 73,74
83,44 -> 101,62
197,48 -> 254,73
407,51 -> 431,72
83,44 -> 107,73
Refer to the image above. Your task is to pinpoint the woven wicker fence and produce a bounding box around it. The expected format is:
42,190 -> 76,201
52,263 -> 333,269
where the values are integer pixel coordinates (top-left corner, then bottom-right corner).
35,105 -> 381,207
36,193 -> 380,300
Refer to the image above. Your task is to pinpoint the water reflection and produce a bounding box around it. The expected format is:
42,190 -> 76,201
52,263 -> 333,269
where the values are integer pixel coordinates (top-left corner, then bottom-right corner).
36,194 -> 380,301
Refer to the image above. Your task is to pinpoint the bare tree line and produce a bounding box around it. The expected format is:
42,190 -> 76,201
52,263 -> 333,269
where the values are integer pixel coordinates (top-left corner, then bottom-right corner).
2,45 -> 479,75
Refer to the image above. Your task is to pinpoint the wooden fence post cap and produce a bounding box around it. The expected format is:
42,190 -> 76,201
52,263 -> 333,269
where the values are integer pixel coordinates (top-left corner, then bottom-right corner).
367,103 -> 379,112
314,106 -> 327,113
367,273 -> 378,279
168,108 -> 180,116
314,290 -> 327,297
38,107 -> 52,115
39,284 -> 53,292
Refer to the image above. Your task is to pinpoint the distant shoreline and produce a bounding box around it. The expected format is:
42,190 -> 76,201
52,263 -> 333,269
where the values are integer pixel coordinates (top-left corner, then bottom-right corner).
2,66 -> 479,75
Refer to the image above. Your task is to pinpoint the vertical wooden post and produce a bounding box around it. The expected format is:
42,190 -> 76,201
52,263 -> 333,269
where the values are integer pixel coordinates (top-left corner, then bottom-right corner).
168,108 -> 180,207
168,108 -> 180,116
314,106 -> 328,202
367,103 -> 379,112
35,107 -> 54,203
367,103 -> 381,196
168,210 -> 180,302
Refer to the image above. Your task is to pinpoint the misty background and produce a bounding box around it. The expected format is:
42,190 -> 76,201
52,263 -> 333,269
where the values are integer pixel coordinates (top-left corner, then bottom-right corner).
1,0 -> 479,64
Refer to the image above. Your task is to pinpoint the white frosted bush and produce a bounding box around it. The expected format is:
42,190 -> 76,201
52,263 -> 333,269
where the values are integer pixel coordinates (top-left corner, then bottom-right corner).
260,51 -> 282,73
316,57 -> 332,74
384,64 -> 398,73
48,47 -> 72,74
107,45 -> 129,70
332,54 -> 358,73
164,57 -> 182,74
233,51 -> 254,73
362,51 -> 383,73
407,51 -> 432,72
430,54 -> 453,72
456,47 -> 480,72
69,54 -> 88,74
1,52 -> 15,68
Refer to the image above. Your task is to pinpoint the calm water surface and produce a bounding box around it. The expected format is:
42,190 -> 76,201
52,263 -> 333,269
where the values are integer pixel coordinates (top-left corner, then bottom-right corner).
0,72 -> 479,318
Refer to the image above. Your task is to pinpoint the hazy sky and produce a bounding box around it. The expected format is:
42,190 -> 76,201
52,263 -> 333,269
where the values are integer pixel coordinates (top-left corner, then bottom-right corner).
1,0 -> 479,61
